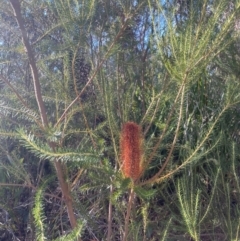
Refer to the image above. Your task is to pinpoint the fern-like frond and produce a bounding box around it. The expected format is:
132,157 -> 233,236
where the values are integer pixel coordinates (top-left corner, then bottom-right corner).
149,0 -> 239,83
17,129 -> 99,163
177,175 -> 201,241
33,187 -> 47,241
53,220 -> 85,241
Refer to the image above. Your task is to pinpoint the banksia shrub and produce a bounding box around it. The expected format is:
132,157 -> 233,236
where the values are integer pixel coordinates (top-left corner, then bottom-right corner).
120,122 -> 144,181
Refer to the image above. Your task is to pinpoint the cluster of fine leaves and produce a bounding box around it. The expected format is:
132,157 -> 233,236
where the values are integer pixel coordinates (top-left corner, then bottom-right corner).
0,0 -> 240,240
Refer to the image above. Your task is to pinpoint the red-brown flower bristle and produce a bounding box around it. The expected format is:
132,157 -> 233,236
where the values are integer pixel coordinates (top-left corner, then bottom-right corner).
120,122 -> 143,180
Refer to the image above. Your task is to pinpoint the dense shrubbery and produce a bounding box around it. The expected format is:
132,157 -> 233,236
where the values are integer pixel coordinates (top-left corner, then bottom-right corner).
0,0 -> 240,240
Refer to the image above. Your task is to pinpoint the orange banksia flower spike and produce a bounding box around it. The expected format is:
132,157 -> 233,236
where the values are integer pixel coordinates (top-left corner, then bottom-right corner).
120,122 -> 144,181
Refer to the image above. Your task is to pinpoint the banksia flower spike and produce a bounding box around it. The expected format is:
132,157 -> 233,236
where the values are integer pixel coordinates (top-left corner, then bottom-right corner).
120,122 -> 144,181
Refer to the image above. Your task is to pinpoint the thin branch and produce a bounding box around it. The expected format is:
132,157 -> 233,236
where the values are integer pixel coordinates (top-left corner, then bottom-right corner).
155,105 -> 229,184
0,75 -> 27,107
0,74 -> 43,129
0,182 -> 34,188
9,0 -> 79,231
141,84 -> 186,186
54,18 -> 132,128
0,182 -> 63,201
123,187 -> 135,241
141,74 -> 169,136
9,0 -> 48,127
144,81 -> 186,169
107,183 -> 113,241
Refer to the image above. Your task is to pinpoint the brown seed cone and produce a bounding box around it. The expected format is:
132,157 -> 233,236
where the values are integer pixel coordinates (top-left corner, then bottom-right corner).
120,122 -> 143,180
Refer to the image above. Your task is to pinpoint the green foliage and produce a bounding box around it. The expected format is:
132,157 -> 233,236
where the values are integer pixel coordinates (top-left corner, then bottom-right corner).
0,0 -> 240,240
33,187 -> 47,241
33,183 -> 85,241
134,186 -> 157,201
17,129 -> 99,163
177,174 -> 201,241
52,220 -> 85,241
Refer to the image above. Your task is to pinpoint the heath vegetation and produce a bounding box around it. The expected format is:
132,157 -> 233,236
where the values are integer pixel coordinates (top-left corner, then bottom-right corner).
0,0 -> 240,240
